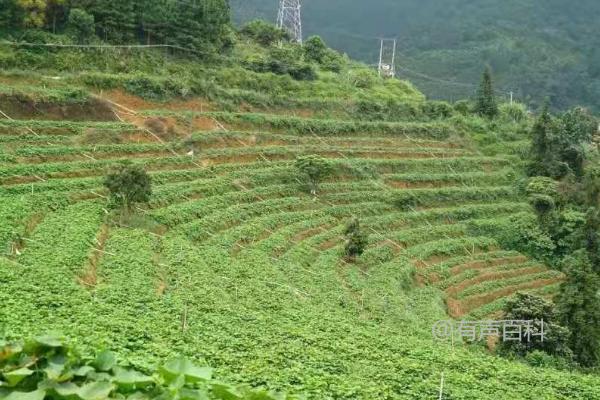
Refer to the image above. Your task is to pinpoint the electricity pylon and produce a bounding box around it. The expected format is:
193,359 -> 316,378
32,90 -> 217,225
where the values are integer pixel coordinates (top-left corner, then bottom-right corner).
277,0 -> 303,44
378,38 -> 397,78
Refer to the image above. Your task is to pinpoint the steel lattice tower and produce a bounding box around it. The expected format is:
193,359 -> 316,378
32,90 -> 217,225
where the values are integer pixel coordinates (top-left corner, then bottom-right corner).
277,0 -> 303,44
378,38 -> 397,78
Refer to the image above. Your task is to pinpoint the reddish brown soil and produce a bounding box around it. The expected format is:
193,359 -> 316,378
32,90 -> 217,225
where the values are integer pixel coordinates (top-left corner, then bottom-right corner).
101,90 -> 212,112
0,94 -> 116,121
449,256 -> 529,276
445,266 -> 547,297
448,277 -> 564,318
78,224 -> 110,289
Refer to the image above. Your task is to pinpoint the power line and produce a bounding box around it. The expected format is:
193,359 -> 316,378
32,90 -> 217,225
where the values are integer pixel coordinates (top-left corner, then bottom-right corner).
0,41 -> 216,58
306,26 -> 517,98
394,65 -> 475,89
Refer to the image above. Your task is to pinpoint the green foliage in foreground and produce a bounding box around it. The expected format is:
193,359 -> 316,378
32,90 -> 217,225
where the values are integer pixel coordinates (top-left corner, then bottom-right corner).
0,335 -> 300,400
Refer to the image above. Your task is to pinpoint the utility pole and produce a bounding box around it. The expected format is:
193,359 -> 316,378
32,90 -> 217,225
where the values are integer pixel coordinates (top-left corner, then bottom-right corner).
277,0 -> 303,44
378,38 -> 396,78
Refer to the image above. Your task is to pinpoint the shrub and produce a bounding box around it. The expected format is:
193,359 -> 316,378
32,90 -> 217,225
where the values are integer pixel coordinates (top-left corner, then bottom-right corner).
526,176 -> 559,198
348,69 -> 378,88
288,63 -> 317,81
524,350 -> 572,369
242,47 -> 316,81
468,213 -> 556,262
295,155 -> 332,195
344,217 -> 368,261
453,100 -> 472,116
421,101 -> 454,119
320,50 -> 344,73
499,102 -> 527,122
104,163 -> 152,216
77,129 -> 123,145
394,195 -> 419,211
529,194 -> 556,215
122,74 -> 189,100
240,20 -> 289,46
304,35 -> 328,63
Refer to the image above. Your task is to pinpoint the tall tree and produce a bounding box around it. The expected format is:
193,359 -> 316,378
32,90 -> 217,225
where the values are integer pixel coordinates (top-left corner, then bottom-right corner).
556,251 -> 600,367
16,0 -> 47,27
71,0 -> 136,42
166,0 -> 231,52
530,103 -> 552,163
474,66 -> 498,119
0,0 -> 24,30
67,8 -> 95,44
343,217 -> 368,261
45,0 -> 66,33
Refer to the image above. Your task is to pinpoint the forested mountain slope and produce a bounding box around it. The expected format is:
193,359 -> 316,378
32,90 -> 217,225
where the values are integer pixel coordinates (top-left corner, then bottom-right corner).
232,0 -> 600,111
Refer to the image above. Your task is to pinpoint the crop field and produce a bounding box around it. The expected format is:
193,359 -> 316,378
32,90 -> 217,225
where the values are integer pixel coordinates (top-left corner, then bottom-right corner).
1,86 -> 599,399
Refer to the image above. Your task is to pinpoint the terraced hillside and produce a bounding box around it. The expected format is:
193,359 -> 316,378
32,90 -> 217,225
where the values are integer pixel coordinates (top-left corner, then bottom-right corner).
3,85 -> 598,398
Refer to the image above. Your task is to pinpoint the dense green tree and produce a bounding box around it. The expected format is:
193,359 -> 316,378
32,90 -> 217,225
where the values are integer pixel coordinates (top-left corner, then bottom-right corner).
16,0 -> 47,27
498,293 -> 572,360
529,103 -> 553,175
527,103 -> 565,178
554,108 -> 596,178
559,107 -> 597,146
556,250 -> 600,367
528,105 -> 596,179
163,0 -> 231,53
70,0 -> 135,42
581,208 -> 600,268
523,102 -> 600,368
67,8 -> 95,44
104,163 -> 152,215
45,0 -> 67,33
0,0 -> 23,30
295,155 -> 332,196
343,217 -> 368,261
584,167 -> 600,207
1,0 -> 232,54
474,66 -> 498,119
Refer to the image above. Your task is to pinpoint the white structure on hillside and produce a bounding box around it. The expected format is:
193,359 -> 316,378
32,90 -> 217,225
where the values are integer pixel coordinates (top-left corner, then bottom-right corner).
277,0 -> 303,44
378,38 -> 397,78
